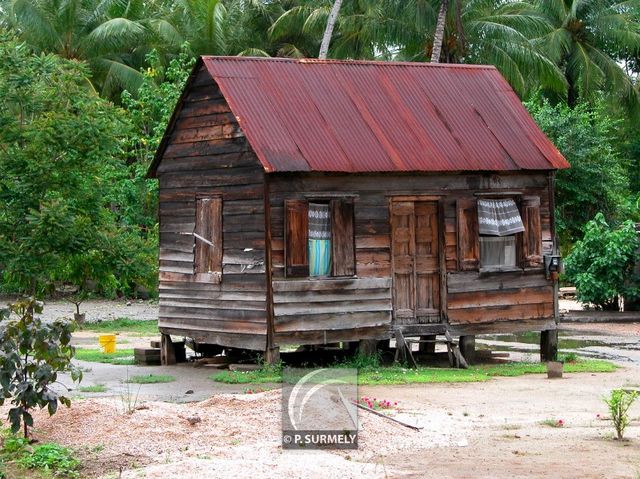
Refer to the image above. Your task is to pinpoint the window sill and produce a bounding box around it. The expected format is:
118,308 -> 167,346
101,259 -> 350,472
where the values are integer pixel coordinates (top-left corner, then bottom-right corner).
479,266 -> 522,274
281,275 -> 359,281
478,266 -> 545,275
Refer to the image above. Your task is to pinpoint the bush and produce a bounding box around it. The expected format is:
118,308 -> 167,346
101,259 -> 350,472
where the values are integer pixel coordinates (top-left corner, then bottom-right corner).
603,389 -> 638,440
0,298 -> 82,437
564,213 -> 639,310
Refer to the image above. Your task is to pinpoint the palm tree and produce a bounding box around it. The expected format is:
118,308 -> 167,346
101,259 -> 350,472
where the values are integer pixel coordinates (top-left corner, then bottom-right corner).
431,0 -> 448,62
5,0 -> 177,95
533,0 -> 640,109
163,0 -> 277,57
390,0 -> 566,96
319,0 -> 343,59
269,0 -> 401,59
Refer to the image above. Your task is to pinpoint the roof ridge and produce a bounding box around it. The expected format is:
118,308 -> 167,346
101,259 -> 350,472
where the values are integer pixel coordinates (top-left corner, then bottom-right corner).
200,56 -> 497,70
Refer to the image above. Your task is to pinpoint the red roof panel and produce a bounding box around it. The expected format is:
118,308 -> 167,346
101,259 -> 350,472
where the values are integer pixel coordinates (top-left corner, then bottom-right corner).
201,56 -> 569,173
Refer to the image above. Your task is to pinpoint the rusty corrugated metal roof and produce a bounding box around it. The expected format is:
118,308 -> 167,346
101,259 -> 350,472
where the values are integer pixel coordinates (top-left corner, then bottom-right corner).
198,56 -> 568,173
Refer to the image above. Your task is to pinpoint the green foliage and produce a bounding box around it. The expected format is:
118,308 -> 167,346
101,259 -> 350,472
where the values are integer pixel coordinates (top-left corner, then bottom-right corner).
74,348 -> 135,365
0,32 -> 157,298
526,98 -> 632,245
17,443 -> 81,478
603,388 -> 638,440
126,374 -> 175,384
0,298 -> 82,438
564,213 -> 640,309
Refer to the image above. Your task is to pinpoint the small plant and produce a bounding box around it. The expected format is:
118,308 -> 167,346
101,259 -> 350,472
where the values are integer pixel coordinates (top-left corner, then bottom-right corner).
603,388 -> 638,440
560,352 -> 578,363
120,368 -> 141,414
540,418 -> 565,428
0,298 -> 82,437
17,443 -> 80,478
358,396 -> 398,410
244,387 -> 268,394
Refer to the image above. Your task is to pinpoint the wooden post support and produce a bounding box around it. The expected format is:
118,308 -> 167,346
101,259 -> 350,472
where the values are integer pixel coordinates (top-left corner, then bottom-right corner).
265,347 -> 280,365
160,333 -> 176,366
459,335 -> 476,365
540,330 -> 558,362
358,339 -> 378,357
418,335 -> 437,354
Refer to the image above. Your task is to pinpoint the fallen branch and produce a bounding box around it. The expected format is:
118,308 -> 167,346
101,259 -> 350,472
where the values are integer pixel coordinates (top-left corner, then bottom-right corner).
352,401 -> 423,431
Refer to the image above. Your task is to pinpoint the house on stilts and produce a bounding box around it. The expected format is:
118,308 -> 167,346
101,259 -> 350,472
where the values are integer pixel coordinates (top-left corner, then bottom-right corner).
148,57 -> 569,365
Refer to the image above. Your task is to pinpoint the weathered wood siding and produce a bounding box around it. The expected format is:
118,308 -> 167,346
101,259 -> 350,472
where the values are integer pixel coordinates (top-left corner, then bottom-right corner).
268,172 -> 555,342
157,65 -> 267,350
272,278 -> 392,345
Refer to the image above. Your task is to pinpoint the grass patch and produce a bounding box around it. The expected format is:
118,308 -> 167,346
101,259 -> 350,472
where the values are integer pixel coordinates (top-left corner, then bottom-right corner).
78,384 -> 107,393
212,363 -> 283,384
81,318 -> 158,336
211,358 -> 616,385
74,348 -> 135,365
126,374 -> 175,384
1,430 -> 80,478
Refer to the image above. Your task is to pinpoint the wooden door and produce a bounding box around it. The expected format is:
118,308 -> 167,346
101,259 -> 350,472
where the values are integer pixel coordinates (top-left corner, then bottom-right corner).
391,200 -> 441,324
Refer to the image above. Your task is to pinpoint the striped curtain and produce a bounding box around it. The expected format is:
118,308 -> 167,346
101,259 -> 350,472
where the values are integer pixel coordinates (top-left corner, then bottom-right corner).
477,199 -> 525,236
308,203 -> 332,276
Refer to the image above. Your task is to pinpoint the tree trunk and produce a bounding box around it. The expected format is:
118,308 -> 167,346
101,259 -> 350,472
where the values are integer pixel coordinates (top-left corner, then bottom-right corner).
566,71 -> 577,108
319,0 -> 343,60
431,0 -> 449,63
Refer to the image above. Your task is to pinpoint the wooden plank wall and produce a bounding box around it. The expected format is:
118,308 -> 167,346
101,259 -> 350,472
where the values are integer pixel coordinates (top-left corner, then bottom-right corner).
272,278 -> 392,345
157,65 -> 267,350
268,172 -> 555,340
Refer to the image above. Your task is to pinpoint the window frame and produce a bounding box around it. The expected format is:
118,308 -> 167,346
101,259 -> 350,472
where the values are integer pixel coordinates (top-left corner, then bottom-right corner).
457,194 -> 543,274
284,197 -> 356,279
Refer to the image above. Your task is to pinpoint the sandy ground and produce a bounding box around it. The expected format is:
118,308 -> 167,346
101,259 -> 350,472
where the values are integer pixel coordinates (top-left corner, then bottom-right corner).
4,298 -> 640,478
0,297 -> 158,323
14,366 -> 639,479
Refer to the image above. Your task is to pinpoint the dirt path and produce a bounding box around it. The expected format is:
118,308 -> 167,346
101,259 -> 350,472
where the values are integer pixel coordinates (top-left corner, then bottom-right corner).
15,365 -> 640,478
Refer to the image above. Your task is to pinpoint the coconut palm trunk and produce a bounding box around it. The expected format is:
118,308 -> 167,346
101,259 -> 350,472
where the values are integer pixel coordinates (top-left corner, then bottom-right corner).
431,0 -> 449,63
319,0 -> 343,59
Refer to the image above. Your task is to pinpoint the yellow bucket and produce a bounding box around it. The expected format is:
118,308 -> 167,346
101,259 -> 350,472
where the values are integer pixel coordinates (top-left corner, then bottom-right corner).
98,334 -> 116,353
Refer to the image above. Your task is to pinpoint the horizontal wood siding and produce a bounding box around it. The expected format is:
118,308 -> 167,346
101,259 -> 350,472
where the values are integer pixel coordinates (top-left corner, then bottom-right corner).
447,271 -> 554,325
157,65 -> 266,350
272,278 -> 392,345
268,172 -> 555,338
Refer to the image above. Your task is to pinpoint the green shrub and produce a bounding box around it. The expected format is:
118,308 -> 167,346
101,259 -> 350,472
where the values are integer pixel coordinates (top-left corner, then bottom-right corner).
17,443 -> 80,478
0,298 -> 82,437
603,388 -> 638,440
564,213 -> 639,310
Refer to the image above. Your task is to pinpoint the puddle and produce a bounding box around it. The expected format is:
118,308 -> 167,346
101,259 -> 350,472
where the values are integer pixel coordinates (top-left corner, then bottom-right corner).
478,330 -> 640,364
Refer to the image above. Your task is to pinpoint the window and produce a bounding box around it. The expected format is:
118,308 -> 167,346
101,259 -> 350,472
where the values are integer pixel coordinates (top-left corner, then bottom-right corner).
457,196 -> 542,271
477,199 -> 524,268
285,198 -> 355,278
194,196 -> 222,280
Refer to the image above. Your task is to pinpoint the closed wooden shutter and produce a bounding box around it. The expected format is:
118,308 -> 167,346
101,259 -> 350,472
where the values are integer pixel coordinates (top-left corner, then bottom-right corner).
194,196 -> 222,274
285,199 -> 309,277
457,198 -> 479,271
521,196 -> 542,267
331,199 -> 356,276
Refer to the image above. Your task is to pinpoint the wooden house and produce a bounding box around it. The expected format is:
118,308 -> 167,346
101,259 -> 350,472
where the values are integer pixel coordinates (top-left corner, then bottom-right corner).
148,57 -> 569,364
